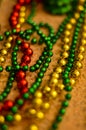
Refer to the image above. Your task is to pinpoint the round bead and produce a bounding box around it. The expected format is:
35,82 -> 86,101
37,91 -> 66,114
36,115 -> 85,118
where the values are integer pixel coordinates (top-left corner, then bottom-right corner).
0,56 -> 5,62
0,116 -> 5,123
63,44 -> 70,51
50,78 -> 58,86
19,17 -> 25,23
43,102 -> 50,109
58,84 -> 65,90
30,124 -> 38,130
20,6 -> 26,12
36,111 -> 44,119
73,70 -> 80,77
55,67 -> 62,73
70,78 -> 75,85
1,49 -> 7,55
52,73 -> 59,79
5,42 -> 11,48
34,91 -> 42,98
34,98 -> 43,106
14,114 -> 22,121
78,53 -> 84,60
29,109 -> 36,115
50,90 -> 57,98
62,51 -> 69,58
76,61 -> 82,68
66,23 -> 72,29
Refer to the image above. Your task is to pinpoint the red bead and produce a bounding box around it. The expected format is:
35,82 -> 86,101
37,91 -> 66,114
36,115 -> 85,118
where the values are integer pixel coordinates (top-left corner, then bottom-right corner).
22,55 -> 31,64
14,3 -> 21,11
25,0 -> 31,4
18,0 -> 25,5
3,100 -> 14,110
12,20 -> 17,26
10,16 -> 17,21
21,42 -> 29,51
17,79 -> 28,89
21,87 -> 28,94
12,11 -> 19,17
24,48 -> 33,56
0,104 -> 3,112
20,62 -> 26,67
16,70 -> 26,81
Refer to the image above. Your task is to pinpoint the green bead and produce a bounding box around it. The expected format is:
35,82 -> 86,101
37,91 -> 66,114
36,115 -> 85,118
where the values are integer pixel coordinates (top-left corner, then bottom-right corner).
65,85 -> 72,91
5,115 -> 14,122
1,124 -> 8,130
23,65 -> 29,71
31,38 -> 37,44
59,108 -> 66,115
38,72 -> 44,78
2,92 -> 7,98
11,106 -> 18,113
30,66 -> 35,72
63,78 -> 70,84
23,93 -> 29,99
48,51 -> 53,56
62,100 -> 69,107
25,35 -> 30,40
29,87 -> 35,94
0,35 -> 4,41
0,95 -> 3,101
40,67 -> 46,72
4,31 -> 10,37
36,78 -> 42,83
12,29 -> 16,34
5,88 -> 10,93
6,66 -> 12,72
15,65 -> 20,70
35,64 -> 40,69
17,99 -> 24,105
12,52 -> 17,56
56,115 -> 62,122
44,63 -> 49,68
13,46 -> 19,51
0,66 -> 3,72
37,60 -> 42,65
52,122 -> 58,129
16,39 -> 22,45
65,93 -> 72,100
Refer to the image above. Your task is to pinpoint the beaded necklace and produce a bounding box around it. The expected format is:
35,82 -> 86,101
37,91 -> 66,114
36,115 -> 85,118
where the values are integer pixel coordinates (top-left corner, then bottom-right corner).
0,0 -> 85,130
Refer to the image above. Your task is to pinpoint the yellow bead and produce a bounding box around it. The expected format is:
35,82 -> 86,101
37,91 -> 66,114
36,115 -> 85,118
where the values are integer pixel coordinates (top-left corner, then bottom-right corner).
0,116 -> 5,123
50,78 -> 58,86
66,23 -> 72,29
79,46 -> 85,52
8,36 -> 13,42
52,73 -> 59,79
43,102 -> 50,109
1,49 -> 7,55
70,18 -> 76,24
5,42 -> 11,48
20,6 -> 26,12
63,37 -> 70,43
74,70 -> 80,77
81,39 -> 86,45
34,91 -> 42,98
82,32 -> 86,38
74,13 -> 80,19
62,51 -> 69,58
44,86 -> 51,92
34,98 -> 43,106
70,78 -> 75,85
30,124 -> 38,130
36,111 -> 44,119
76,61 -> 82,68
56,67 -> 62,73
14,114 -> 22,121
20,12 -> 26,17
16,24 -> 21,28
58,84 -> 65,90
19,17 -> 25,23
78,53 -> 84,60
83,25 -> 86,31
63,44 -> 70,51
77,5 -> 84,11
64,30 -> 70,36
29,109 -> 36,115
60,59 -> 66,66
0,56 -> 5,62
51,90 -> 57,98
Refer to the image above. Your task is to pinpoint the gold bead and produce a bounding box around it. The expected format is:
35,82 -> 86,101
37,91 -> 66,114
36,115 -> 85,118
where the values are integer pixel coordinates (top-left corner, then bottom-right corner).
63,37 -> 70,43
50,78 -> 58,86
64,30 -> 71,36
5,42 -> 11,48
1,49 -> 7,55
60,59 -> 66,66
79,46 -> 85,52
44,86 -> 51,92
74,70 -> 80,77
20,6 -> 26,12
74,12 -> 80,19
58,84 -> 65,90
77,5 -> 84,11
0,56 -> 5,62
0,115 -> 5,123
78,53 -> 84,60
29,109 -> 36,115
14,114 -> 22,121
43,102 -> 50,109
8,36 -> 13,42
56,67 -> 62,73
36,111 -> 44,119
76,61 -> 82,68
83,25 -> 86,31
82,32 -> 86,38
34,98 -> 43,106
50,90 -> 58,98
34,91 -> 42,98
63,44 -> 70,51
70,78 -> 75,85
70,18 -> 76,24
52,73 -> 59,79
16,24 -> 21,28
30,124 -> 38,130
62,51 -> 69,58
66,23 -> 72,29
19,17 -> 25,23
81,39 -> 86,45
20,12 -> 26,17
